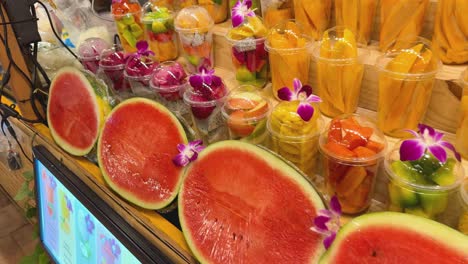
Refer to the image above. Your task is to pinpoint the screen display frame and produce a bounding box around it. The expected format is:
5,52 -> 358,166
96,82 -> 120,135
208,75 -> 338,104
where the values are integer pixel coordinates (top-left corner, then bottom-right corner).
33,145 -> 173,264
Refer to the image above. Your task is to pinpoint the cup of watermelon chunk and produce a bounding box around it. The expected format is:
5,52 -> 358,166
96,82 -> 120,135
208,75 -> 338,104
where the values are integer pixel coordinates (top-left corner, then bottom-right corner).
385,142 -> 464,227
319,114 -> 387,215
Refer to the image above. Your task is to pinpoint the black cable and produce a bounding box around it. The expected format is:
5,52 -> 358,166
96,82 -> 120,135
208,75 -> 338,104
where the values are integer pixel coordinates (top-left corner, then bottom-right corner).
0,17 -> 38,25
1,113 -> 33,164
0,62 -> 11,101
35,0 -> 78,59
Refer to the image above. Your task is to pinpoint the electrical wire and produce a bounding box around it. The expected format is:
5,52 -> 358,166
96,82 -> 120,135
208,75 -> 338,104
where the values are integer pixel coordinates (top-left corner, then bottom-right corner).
1,113 -> 33,164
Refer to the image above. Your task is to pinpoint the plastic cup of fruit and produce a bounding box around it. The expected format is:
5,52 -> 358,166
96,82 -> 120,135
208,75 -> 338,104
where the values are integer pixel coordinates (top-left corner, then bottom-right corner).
199,0 -> 229,24
183,87 -> 228,144
455,68 -> 468,159
142,4 -> 178,62
312,27 -> 366,118
222,85 -> 270,145
266,101 -> 323,181
319,114 -> 387,215
265,20 -> 313,100
227,36 -> 269,88
174,6 -> 214,73
384,143 -> 464,228
97,46 -> 131,99
260,0 -> 293,28
458,179 -> 468,235
112,4 -> 145,53
77,38 -> 110,74
124,55 -> 158,98
375,37 -> 441,138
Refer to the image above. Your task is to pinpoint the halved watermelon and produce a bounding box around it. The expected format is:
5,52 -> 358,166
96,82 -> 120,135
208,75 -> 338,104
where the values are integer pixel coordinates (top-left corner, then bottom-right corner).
320,212 -> 468,263
179,141 -> 326,263
48,67 -> 111,156
98,98 -> 187,209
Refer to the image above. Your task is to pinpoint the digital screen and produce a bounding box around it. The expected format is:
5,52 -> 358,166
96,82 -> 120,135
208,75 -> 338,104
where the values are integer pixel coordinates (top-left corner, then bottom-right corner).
35,159 -> 142,264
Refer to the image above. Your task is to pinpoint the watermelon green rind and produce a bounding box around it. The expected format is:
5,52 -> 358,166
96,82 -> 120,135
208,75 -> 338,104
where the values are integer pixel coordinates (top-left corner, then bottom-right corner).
178,141 -> 326,264
319,212 -> 468,263
97,98 -> 188,210
48,67 -> 109,156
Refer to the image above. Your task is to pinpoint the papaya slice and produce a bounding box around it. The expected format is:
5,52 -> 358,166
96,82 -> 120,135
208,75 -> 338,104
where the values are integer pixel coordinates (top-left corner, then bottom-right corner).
336,166 -> 368,196
325,141 -> 356,158
353,146 -> 377,158
365,140 -> 385,153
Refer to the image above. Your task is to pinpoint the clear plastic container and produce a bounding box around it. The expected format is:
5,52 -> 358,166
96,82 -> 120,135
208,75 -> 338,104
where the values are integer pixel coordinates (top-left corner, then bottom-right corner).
124,49 -> 158,98
334,0 -> 377,45
267,101 -> 322,181
458,179 -> 468,235
199,0 -> 229,24
226,15 -> 268,88
455,68 -> 468,159
265,20 -> 313,100
385,142 -> 464,228
319,114 -> 387,215
97,45 -> 131,100
222,85 -> 270,145
175,6 -> 214,73
313,27 -> 365,118
376,37 -> 440,138
111,0 -> 145,53
260,0 -> 293,28
293,0 -> 331,40
77,38 -> 110,74
379,0 -> 428,51
142,4 -> 178,62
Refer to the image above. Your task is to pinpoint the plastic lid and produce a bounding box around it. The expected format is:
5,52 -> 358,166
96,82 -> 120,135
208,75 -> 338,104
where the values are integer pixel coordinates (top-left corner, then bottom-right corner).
150,61 -> 187,91
183,86 -> 227,107
267,100 -> 322,141
174,6 -> 214,33
221,85 -> 270,122
125,55 -> 157,78
264,20 -> 312,54
375,37 -> 441,80
77,38 -> 110,61
318,114 -> 387,164
142,3 -> 174,24
99,45 -> 126,70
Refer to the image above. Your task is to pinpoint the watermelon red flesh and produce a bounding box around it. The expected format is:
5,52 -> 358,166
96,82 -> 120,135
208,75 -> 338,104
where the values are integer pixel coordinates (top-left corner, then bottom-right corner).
331,226 -> 467,263
179,141 -> 325,263
98,98 -> 187,209
48,70 -> 99,154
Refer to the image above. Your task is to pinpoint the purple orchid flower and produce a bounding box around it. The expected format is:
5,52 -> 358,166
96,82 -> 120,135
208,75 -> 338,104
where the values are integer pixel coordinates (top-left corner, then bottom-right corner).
311,196 -> 341,250
135,40 -> 155,58
277,78 -> 322,122
173,140 -> 205,167
189,66 -> 215,88
231,0 -> 255,27
400,124 -> 461,163
85,214 -> 95,234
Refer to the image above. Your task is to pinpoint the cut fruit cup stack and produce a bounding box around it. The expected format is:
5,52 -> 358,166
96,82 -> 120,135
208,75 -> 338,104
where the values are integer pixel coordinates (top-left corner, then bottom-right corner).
334,0 -> 377,45
142,4 -> 178,62
174,6 -> 214,73
260,0 -> 293,29
97,45 -> 131,101
222,85 -> 270,145
226,6 -> 269,88
385,142 -> 465,228
314,27 -> 365,118
111,0 -> 145,53
77,38 -> 110,74
265,20 -> 312,100
319,114 -> 387,214
376,37 -> 440,138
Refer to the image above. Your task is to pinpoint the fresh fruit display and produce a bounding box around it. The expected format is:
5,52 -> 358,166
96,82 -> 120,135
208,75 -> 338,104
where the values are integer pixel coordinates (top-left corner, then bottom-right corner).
184,68 -> 228,144
98,45 -> 130,98
260,0 -> 293,28
227,1 -> 269,87
268,79 -> 323,180
111,0 -> 145,53
98,98 -> 188,210
334,0 -> 376,44
175,6 -> 214,73
379,0 -> 429,51
48,67 -> 111,156
315,27 -> 364,117
319,212 -> 468,263
319,115 -> 386,214
459,179 -> 468,235
222,85 -> 270,144
150,61 -> 191,124
142,4 -> 178,62
385,124 -> 463,227
265,21 -> 312,100
77,38 -> 110,74
293,0 -> 331,40
199,0 -> 229,24
455,68 -> 468,159
179,141 -> 326,263
124,41 -> 158,98
230,0 -> 261,16
376,38 -> 439,138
